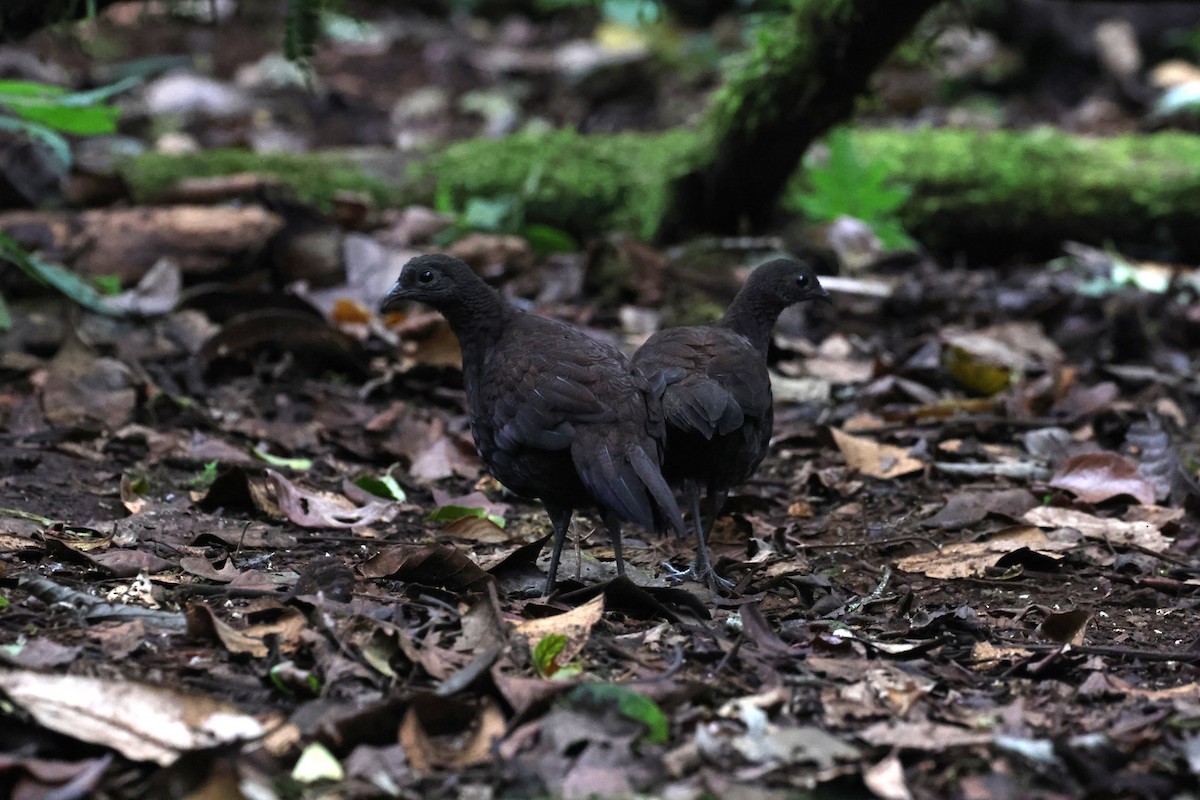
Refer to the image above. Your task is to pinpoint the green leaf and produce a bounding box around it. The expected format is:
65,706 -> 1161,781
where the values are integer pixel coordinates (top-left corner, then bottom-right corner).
533,633 -> 569,678
7,103 -> 118,135
568,684 -> 669,744
92,274 -> 122,296
252,444 -> 313,471
426,504 -> 506,528
0,233 -> 121,316
0,293 -> 10,331
522,223 -> 578,255
0,595 -> 9,610
0,80 -> 69,98
354,466 -> 407,501
186,461 -> 221,489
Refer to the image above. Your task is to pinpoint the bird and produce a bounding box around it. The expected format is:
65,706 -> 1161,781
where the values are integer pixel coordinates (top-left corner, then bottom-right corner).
380,253 -> 687,594
631,257 -> 829,587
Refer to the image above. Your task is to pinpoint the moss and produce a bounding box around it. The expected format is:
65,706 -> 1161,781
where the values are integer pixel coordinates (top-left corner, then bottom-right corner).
121,127 -> 1200,257
123,149 -> 398,210
415,128 -> 702,240
849,127 -> 1200,254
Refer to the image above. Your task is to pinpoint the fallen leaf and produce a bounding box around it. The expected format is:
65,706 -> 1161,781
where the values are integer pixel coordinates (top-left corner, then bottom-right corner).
897,526 -> 1073,579
830,428 -> 923,479
0,670 -> 268,766
399,694 -> 505,772
268,469 -> 398,529
511,594 -> 605,667
359,544 -> 493,591
1049,452 -> 1156,505
864,752 -> 914,800
1022,506 -> 1172,551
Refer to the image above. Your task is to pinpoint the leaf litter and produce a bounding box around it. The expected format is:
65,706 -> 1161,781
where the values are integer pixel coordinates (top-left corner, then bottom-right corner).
3,155 -> 1200,800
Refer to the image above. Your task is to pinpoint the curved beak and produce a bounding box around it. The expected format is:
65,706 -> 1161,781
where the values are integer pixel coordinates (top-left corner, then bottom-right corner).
380,283 -> 409,313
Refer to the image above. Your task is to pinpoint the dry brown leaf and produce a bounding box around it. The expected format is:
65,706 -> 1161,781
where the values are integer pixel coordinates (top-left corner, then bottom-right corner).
399,694 -> 505,772
830,428 -> 923,479
857,719 -> 991,750
1037,608 -> 1090,645
896,526 -> 1072,579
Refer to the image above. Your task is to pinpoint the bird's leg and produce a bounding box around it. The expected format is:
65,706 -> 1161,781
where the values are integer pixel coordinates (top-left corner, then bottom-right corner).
662,479 -> 703,580
543,504 -> 574,595
692,487 -> 733,591
602,509 -> 626,579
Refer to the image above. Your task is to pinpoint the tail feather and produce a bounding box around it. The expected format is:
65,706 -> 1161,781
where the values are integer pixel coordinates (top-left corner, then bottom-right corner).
628,442 -> 687,538
572,436 -> 655,530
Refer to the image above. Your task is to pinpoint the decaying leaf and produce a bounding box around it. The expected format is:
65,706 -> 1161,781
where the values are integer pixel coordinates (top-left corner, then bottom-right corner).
268,469 -> 399,529
1023,506 -> 1172,551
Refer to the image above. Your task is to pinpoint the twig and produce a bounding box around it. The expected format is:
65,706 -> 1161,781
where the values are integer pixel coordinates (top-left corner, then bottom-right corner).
846,566 -> 892,615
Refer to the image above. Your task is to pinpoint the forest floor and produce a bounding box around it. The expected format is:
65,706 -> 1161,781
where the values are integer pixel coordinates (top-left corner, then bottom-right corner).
3,4 -> 1200,799
3,250 -> 1199,799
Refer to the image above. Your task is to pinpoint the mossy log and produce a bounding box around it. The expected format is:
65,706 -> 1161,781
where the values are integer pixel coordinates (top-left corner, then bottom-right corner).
121,127 -> 1200,261
659,0 -> 942,238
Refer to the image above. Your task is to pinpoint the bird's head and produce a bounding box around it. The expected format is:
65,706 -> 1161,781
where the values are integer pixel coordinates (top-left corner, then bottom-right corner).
746,258 -> 830,306
380,254 -> 483,313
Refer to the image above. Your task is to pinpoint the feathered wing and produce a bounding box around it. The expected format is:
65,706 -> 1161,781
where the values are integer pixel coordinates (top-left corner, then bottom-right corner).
481,316 -> 680,532
635,328 -> 758,441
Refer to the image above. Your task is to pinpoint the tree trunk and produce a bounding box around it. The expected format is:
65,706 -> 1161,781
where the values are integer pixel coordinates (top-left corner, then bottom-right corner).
658,0 -> 941,239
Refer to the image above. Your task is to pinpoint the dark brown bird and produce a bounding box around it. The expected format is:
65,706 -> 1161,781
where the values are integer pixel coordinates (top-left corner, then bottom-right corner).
631,258 -> 829,586
381,254 -> 686,594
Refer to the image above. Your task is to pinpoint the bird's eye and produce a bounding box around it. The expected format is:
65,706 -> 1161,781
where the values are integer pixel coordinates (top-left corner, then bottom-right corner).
795,274 -> 809,287
418,270 -> 434,284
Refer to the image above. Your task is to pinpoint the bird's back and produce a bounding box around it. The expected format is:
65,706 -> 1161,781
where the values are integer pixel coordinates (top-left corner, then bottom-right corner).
633,325 -> 773,487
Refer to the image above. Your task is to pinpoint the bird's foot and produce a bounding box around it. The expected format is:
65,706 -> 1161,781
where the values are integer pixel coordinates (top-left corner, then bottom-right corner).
662,560 -> 736,593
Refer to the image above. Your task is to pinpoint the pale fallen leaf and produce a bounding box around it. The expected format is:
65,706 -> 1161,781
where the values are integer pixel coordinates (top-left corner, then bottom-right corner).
0,670 -> 268,765
1023,506 -> 1172,551
830,428 -> 923,479
857,719 -> 991,750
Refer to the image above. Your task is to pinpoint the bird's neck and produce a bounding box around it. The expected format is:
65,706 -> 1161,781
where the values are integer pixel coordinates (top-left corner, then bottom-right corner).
441,283 -> 512,363
717,293 -> 784,355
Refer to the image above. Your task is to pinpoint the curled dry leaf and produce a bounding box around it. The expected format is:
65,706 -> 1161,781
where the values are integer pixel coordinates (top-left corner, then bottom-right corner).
359,544 -> 493,591
1049,452 -> 1157,505
186,600 -> 305,658
510,593 -> 605,667
1036,608 -> 1090,645
830,428 -> 923,479
399,694 -> 506,772
267,469 -> 398,529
